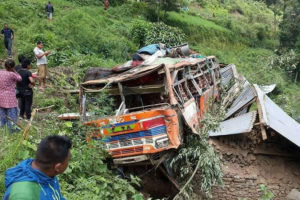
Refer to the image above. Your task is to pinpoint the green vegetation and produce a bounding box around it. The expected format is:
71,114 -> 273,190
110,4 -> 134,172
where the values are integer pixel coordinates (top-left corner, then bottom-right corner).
0,0 -> 140,67
259,184 -> 275,200
0,86 -> 145,199
171,110 -> 224,198
130,20 -> 186,48
0,0 -> 300,199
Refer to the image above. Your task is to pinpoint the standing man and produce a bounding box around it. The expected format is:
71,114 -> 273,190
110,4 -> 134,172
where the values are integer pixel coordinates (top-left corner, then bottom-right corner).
34,41 -> 50,90
45,1 -> 54,20
3,135 -> 72,200
1,24 -> 14,57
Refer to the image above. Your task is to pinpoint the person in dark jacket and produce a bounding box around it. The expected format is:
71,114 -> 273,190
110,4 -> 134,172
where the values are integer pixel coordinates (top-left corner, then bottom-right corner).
1,24 -> 14,57
17,59 -> 35,120
45,2 -> 54,20
3,135 -> 72,200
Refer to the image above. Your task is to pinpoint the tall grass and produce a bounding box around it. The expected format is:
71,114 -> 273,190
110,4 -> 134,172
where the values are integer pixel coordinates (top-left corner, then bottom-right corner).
0,0 -> 138,67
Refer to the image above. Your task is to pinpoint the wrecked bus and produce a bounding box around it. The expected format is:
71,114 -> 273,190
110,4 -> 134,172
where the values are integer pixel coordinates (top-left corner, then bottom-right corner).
79,55 -> 221,164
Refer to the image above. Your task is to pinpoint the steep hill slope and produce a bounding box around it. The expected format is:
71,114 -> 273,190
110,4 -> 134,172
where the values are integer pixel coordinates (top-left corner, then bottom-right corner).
1,0 -> 299,117
0,0 -> 300,198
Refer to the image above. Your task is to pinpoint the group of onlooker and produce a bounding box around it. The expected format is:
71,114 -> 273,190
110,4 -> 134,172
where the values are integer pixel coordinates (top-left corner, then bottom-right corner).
0,1 -> 54,133
0,41 -> 50,132
0,58 -> 34,132
1,2 -> 73,199
0,0 -> 53,133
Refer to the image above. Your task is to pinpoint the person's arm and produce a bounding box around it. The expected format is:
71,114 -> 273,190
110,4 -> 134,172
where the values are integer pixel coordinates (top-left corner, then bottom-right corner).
34,49 -> 50,59
9,182 -> 40,200
29,77 -> 35,88
28,71 -> 35,88
11,70 -> 22,82
31,72 -> 39,79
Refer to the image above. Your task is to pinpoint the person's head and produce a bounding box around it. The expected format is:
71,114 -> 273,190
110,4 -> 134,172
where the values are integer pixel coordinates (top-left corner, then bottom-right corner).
22,58 -> 31,69
35,135 -> 72,176
18,54 -> 26,64
3,23 -> 8,29
48,1 -> 51,4
4,59 -> 15,71
37,41 -> 44,49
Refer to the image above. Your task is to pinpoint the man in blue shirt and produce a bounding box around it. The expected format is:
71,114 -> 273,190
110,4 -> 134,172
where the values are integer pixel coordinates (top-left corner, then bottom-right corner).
45,2 -> 54,20
1,23 -> 14,57
3,135 -> 71,200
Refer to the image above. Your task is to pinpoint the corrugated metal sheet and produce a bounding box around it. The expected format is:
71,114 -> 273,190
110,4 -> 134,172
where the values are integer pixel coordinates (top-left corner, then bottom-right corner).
220,64 -> 239,86
235,106 -> 249,116
209,111 -> 257,137
225,85 -> 256,118
254,85 -> 300,147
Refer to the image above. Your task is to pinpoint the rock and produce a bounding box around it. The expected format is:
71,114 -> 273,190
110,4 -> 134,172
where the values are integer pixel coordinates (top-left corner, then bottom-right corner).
287,189 -> 300,200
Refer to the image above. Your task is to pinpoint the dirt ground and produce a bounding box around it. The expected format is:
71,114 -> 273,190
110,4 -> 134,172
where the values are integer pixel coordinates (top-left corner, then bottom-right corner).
208,130 -> 300,199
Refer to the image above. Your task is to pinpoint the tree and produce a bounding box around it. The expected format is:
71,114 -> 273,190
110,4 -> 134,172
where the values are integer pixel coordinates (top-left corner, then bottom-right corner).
146,0 -> 184,22
278,0 -> 300,82
279,0 -> 300,50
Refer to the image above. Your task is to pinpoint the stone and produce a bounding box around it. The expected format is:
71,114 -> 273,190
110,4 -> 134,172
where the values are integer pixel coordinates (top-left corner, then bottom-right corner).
287,189 -> 300,200
234,178 -> 245,183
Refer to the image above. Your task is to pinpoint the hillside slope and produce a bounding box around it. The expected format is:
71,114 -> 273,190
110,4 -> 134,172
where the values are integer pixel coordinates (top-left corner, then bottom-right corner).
0,0 -> 300,199
1,0 -> 299,117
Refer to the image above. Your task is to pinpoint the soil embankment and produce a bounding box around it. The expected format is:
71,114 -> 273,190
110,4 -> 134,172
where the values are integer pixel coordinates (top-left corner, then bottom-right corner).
206,131 -> 300,199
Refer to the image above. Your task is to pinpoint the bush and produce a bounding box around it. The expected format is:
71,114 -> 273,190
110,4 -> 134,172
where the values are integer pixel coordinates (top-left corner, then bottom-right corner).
130,20 -> 152,47
144,5 -> 159,22
145,22 -> 186,46
269,49 -> 300,81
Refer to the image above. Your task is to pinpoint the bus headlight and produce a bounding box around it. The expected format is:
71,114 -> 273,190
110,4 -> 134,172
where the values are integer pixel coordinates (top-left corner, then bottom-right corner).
155,136 -> 169,149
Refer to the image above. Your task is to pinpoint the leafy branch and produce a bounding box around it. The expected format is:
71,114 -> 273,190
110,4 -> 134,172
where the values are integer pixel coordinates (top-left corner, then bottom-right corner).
171,106 -> 225,199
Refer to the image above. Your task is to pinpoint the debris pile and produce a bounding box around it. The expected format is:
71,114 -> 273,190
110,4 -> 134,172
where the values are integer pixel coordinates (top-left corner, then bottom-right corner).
210,64 -> 300,148
206,64 -> 300,199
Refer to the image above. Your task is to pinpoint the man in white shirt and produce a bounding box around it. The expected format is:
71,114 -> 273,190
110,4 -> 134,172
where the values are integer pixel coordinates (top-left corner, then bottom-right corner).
34,41 -> 50,90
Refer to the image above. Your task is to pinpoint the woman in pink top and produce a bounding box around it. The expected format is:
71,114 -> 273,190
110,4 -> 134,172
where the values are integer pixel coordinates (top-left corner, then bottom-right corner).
0,59 -> 22,132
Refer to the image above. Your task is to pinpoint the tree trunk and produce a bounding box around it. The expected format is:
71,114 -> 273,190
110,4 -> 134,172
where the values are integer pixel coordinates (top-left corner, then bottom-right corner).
274,13 -> 276,50
157,0 -> 160,23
